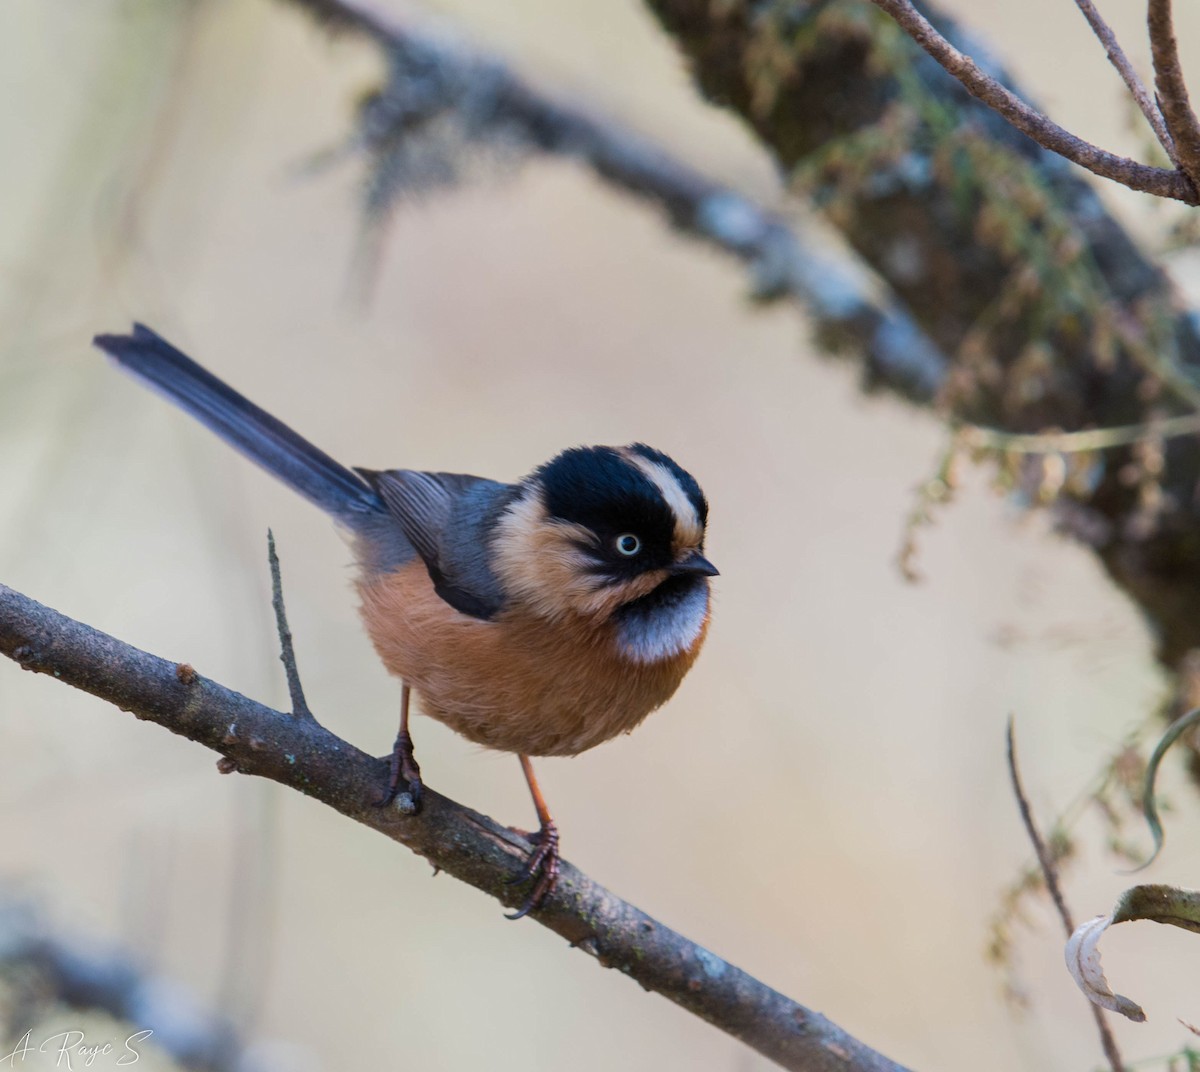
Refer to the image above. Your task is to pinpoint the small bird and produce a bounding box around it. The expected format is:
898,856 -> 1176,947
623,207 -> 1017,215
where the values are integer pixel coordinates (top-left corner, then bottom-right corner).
93,325 -> 717,917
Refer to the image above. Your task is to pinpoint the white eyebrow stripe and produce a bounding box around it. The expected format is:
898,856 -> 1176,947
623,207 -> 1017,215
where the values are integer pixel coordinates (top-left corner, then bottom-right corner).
623,452 -> 703,549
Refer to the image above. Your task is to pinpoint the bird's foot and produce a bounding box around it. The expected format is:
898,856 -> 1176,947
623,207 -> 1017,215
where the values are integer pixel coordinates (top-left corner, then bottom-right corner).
504,818 -> 559,920
378,729 -> 423,814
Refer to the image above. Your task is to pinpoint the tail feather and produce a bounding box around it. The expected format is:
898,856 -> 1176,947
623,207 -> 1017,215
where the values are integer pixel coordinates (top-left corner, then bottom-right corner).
93,324 -> 383,525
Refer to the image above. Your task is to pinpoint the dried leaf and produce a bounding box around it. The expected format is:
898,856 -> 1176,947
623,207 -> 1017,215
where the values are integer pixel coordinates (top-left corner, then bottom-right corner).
1064,914 -> 1146,1022
1066,885 -> 1200,1021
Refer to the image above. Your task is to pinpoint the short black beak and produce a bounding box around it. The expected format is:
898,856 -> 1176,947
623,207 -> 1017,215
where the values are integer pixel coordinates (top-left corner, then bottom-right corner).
671,551 -> 719,578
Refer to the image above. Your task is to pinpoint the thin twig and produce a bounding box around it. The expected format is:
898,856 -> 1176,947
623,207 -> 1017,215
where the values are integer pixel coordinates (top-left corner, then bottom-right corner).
267,529 -> 313,721
960,411 -> 1200,454
1006,721 -> 1075,930
865,0 -> 1196,202
1006,719 -> 1127,1072
0,582 -> 912,1072
1148,0 -> 1200,188
1071,0 -> 1177,164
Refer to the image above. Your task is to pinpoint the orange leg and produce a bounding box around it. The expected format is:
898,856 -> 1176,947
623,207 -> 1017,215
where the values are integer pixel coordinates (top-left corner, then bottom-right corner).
505,754 -> 560,920
383,682 -> 422,811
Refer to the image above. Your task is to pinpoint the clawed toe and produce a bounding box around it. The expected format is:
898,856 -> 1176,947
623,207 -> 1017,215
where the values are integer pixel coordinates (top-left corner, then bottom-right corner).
377,729 -> 423,813
505,820 -> 559,920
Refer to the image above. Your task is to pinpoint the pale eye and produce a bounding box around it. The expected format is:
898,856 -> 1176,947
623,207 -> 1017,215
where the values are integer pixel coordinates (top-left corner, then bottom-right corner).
615,533 -> 641,557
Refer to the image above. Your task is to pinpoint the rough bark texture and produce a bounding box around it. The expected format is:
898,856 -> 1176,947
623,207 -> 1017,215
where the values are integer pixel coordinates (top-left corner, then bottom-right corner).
645,0 -> 1200,673
1149,0 -> 1200,188
0,583 -> 914,1072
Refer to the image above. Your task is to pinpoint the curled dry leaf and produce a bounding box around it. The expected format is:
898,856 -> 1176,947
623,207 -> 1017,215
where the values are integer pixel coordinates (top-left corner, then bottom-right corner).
1066,885 -> 1200,1022
1064,914 -> 1147,1022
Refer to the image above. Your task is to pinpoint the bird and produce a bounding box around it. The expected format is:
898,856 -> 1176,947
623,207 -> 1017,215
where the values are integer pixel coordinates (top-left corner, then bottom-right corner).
92,324 -> 718,918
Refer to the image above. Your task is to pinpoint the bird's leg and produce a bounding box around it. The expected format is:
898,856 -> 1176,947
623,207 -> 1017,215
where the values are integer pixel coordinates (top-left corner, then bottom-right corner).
381,682 -> 422,812
505,754 -> 560,920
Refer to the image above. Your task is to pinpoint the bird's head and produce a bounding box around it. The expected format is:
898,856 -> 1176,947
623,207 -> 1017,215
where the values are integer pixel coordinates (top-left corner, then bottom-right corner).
491,444 -> 716,661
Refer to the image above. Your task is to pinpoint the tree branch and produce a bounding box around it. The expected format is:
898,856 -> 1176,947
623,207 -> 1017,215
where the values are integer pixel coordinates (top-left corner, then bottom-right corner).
0,581 -> 912,1072
1071,0 -> 1176,164
643,0 -> 1200,676
278,0 -> 948,400
864,0 -> 1196,202
1147,0 -> 1200,187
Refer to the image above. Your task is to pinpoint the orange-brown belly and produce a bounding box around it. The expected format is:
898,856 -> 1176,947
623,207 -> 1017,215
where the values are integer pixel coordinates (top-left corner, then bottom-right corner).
356,560 -> 707,756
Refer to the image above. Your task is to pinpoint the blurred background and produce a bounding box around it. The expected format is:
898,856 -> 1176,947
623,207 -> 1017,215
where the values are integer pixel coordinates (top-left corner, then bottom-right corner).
2,1 -> 1200,1069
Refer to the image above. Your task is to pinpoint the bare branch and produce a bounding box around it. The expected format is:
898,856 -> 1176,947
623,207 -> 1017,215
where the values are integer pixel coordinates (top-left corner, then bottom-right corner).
1006,720 -> 1127,1072
865,0 -> 1197,202
1072,0 -> 1177,163
1148,0 -> 1200,186
0,582 -> 912,1072
267,529 -> 313,721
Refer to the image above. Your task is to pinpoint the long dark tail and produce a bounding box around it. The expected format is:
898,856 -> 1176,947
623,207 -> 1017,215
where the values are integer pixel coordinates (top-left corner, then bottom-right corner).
93,324 -> 383,526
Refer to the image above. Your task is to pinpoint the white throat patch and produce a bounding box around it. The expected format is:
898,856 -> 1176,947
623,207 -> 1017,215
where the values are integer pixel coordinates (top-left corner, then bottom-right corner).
615,578 -> 710,663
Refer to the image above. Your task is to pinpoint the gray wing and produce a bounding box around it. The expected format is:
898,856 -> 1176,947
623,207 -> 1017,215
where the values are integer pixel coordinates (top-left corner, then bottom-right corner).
355,468 -> 515,620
